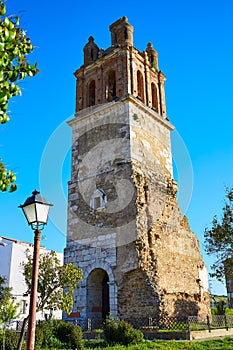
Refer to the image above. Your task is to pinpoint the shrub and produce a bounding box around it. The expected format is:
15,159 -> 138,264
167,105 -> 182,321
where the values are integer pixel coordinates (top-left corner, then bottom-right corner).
35,319 -> 83,349
211,301 -> 227,315
54,320 -> 83,349
103,318 -> 144,346
0,330 -> 21,350
35,320 -> 58,349
216,301 -> 226,315
225,308 -> 233,315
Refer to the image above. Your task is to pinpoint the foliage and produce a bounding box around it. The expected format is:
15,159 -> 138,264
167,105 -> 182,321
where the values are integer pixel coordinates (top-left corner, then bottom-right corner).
0,0 -> 38,192
53,319 -> 83,349
35,320 -> 83,349
35,320 -> 63,349
0,160 -> 16,192
13,335 -> 233,350
225,308 -> 233,315
211,305 -> 233,316
204,187 -> 233,281
0,275 -> 11,301
103,318 -> 144,346
216,300 -> 226,315
83,337 -> 233,349
0,330 -> 22,350
83,339 -> 106,348
0,275 -> 19,328
22,249 -> 83,315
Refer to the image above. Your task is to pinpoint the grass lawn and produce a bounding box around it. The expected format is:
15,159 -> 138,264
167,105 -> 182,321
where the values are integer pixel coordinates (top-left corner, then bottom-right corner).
84,337 -> 233,349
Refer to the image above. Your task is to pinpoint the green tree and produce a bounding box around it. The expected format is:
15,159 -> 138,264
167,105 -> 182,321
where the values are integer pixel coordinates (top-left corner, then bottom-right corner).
0,276 -> 19,322
17,250 -> 83,350
0,276 -> 20,350
22,249 -> 83,315
204,187 -> 233,281
0,0 -> 38,192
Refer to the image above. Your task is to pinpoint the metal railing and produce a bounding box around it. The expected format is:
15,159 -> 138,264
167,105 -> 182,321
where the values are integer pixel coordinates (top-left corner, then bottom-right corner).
14,314 -> 233,333
188,315 -> 233,332
67,315 -> 189,332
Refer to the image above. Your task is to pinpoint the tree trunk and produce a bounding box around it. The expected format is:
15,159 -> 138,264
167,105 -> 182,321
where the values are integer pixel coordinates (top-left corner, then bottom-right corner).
17,316 -> 28,350
3,328 -> 6,350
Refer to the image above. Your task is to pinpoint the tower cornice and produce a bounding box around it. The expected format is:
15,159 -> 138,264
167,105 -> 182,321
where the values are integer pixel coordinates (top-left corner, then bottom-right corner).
68,95 -> 174,131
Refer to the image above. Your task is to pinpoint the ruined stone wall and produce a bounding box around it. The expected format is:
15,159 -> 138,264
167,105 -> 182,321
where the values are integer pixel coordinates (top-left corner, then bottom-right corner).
65,101 -> 139,318
118,268 -> 161,317
65,97 -> 210,319
130,165 -> 210,318
65,17 -> 211,321
115,99 -> 210,318
66,101 -> 135,244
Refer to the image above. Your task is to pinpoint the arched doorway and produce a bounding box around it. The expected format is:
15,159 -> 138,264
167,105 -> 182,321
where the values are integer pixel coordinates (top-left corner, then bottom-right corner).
87,268 -> 110,319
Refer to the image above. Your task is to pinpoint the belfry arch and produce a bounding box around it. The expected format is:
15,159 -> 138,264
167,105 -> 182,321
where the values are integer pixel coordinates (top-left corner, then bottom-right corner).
87,268 -> 110,319
151,82 -> 159,111
137,70 -> 145,103
88,80 -> 95,107
106,70 -> 116,101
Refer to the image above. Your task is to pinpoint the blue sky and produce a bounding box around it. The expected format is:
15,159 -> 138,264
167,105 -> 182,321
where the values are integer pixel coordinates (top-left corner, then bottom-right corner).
1,0 -> 233,295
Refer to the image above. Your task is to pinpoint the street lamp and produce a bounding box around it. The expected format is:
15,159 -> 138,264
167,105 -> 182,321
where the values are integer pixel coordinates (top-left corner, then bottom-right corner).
19,190 -> 53,350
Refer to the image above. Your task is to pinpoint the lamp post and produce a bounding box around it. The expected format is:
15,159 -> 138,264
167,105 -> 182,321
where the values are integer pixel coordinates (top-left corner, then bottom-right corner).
19,190 -> 53,350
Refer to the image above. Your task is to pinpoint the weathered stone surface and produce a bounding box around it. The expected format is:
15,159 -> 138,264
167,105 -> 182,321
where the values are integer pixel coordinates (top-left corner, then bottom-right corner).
64,17 -> 210,321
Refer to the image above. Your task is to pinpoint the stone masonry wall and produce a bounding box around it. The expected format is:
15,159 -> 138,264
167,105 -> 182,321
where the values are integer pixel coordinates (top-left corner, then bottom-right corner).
66,17 -> 211,321
65,96 -> 210,320
65,101 -> 138,318
131,163 -> 210,318
114,98 -> 210,318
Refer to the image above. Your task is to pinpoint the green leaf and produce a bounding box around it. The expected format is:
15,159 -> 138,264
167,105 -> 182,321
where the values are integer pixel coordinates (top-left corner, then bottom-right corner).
4,27 -> 9,38
8,30 -> 16,41
0,4 -> 6,16
0,0 -> 39,192
22,251 -> 83,314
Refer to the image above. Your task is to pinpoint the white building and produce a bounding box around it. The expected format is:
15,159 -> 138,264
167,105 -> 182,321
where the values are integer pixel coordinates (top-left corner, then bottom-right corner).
0,236 -> 63,325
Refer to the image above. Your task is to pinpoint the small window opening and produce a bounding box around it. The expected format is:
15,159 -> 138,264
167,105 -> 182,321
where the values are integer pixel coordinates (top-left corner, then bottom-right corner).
137,70 -> 144,103
106,70 -> 116,101
90,189 -> 107,210
90,48 -> 94,61
124,27 -> 128,40
20,300 -> 27,314
94,197 -> 101,209
88,80 -> 95,107
151,83 -> 158,111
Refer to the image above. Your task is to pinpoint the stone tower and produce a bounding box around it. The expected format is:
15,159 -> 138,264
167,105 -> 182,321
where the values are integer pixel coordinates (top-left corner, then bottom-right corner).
64,16 -> 210,321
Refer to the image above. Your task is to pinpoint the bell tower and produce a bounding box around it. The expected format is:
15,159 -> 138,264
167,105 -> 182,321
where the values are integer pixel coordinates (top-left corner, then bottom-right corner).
64,17 -> 210,322
74,16 -> 166,117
